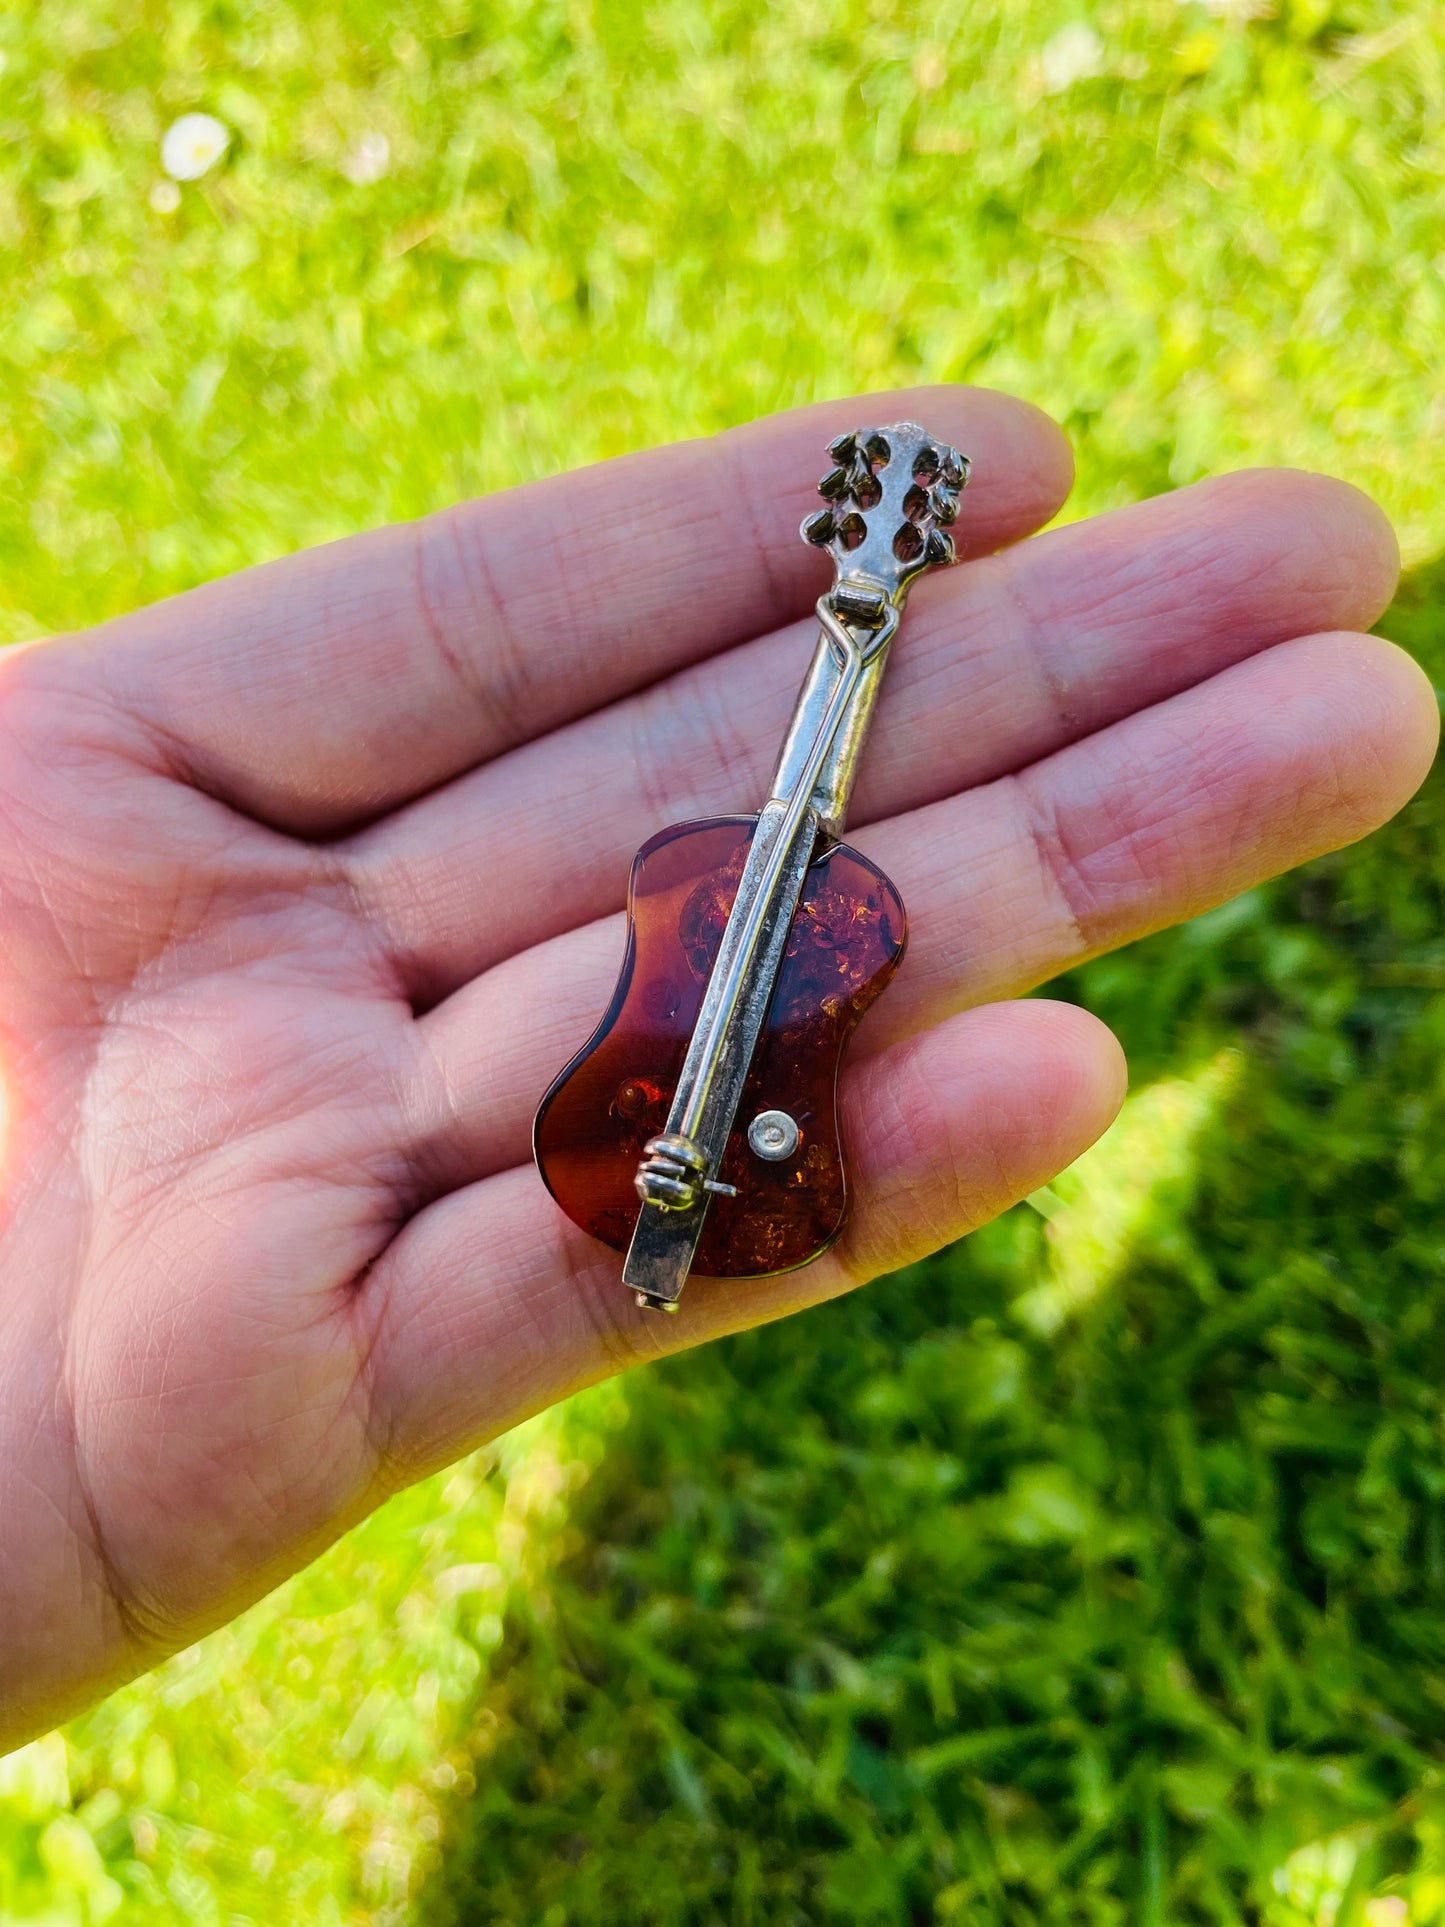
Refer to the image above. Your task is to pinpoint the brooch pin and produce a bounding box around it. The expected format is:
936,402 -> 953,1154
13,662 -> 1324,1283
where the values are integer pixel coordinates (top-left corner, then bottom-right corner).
534,423 -> 970,1309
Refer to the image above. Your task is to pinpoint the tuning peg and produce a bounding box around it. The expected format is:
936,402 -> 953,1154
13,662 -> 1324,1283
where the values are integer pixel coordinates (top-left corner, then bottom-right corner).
803,508 -> 838,547
928,485 -> 960,526
817,466 -> 851,501
924,528 -> 955,567
941,451 -> 969,489
827,431 -> 858,465
851,464 -> 883,510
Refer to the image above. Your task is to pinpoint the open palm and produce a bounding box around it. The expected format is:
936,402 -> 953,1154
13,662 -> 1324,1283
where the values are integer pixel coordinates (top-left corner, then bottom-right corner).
0,386 -> 1434,1748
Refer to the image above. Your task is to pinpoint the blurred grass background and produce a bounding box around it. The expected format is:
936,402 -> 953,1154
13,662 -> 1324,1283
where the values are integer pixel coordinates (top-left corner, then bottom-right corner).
1,0 -> 1444,1921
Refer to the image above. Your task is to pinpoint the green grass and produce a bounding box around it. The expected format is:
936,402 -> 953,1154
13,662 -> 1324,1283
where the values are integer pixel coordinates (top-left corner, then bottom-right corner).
0,1413 -> 608,1925
2,0 -> 1445,1921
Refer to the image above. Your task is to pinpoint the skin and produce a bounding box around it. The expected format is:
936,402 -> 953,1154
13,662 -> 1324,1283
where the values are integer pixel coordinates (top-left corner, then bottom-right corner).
0,384 -> 1435,1750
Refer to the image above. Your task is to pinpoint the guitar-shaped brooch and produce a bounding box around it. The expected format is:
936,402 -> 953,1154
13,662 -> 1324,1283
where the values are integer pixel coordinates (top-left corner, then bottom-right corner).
534,421 -> 970,1310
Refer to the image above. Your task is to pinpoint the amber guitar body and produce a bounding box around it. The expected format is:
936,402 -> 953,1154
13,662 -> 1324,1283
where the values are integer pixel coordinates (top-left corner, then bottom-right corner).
534,816 -> 906,1278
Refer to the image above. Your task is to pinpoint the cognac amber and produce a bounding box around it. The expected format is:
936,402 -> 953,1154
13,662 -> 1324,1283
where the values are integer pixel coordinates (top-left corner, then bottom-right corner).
533,816 -> 906,1278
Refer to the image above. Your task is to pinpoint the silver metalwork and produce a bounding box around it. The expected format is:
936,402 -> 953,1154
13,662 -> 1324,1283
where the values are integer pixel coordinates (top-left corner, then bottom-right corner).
623,421 -> 969,1310
634,1133 -> 737,1206
749,1110 -> 801,1161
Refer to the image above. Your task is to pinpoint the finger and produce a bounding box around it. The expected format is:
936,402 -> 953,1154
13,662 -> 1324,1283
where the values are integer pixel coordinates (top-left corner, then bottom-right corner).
402,631 -> 1436,1196
62,386 -> 1071,834
345,468 -> 1400,1001
364,999 -> 1126,1480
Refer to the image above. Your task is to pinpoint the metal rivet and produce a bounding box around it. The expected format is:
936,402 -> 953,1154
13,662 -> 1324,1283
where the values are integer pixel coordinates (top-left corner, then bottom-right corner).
748,1109 -> 800,1162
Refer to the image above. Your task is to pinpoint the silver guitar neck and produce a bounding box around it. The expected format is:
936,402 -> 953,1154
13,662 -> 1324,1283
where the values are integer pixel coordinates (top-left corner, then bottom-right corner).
622,423 -> 969,1310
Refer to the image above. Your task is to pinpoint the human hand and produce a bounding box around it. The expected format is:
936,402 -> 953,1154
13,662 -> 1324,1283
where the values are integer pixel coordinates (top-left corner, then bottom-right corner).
0,387 -> 1434,1747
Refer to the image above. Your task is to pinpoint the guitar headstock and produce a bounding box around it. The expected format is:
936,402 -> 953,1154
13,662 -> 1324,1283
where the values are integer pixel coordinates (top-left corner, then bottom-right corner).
801,420 -> 970,619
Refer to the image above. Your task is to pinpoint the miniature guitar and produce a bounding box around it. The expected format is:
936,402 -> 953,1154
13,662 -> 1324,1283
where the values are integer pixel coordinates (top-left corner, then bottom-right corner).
533,421 -> 970,1310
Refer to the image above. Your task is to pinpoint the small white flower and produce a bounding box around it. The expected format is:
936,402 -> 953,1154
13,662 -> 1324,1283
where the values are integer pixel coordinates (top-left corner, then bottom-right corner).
342,130 -> 390,186
1040,22 -> 1105,91
912,49 -> 947,93
161,112 -> 230,182
149,179 -> 181,213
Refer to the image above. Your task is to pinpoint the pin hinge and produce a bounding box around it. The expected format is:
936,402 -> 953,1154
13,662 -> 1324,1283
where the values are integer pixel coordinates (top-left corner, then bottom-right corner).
830,582 -> 888,628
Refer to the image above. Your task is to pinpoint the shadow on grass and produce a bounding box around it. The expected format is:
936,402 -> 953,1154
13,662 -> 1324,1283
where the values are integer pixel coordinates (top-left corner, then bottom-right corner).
421,561 -> 1445,1927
